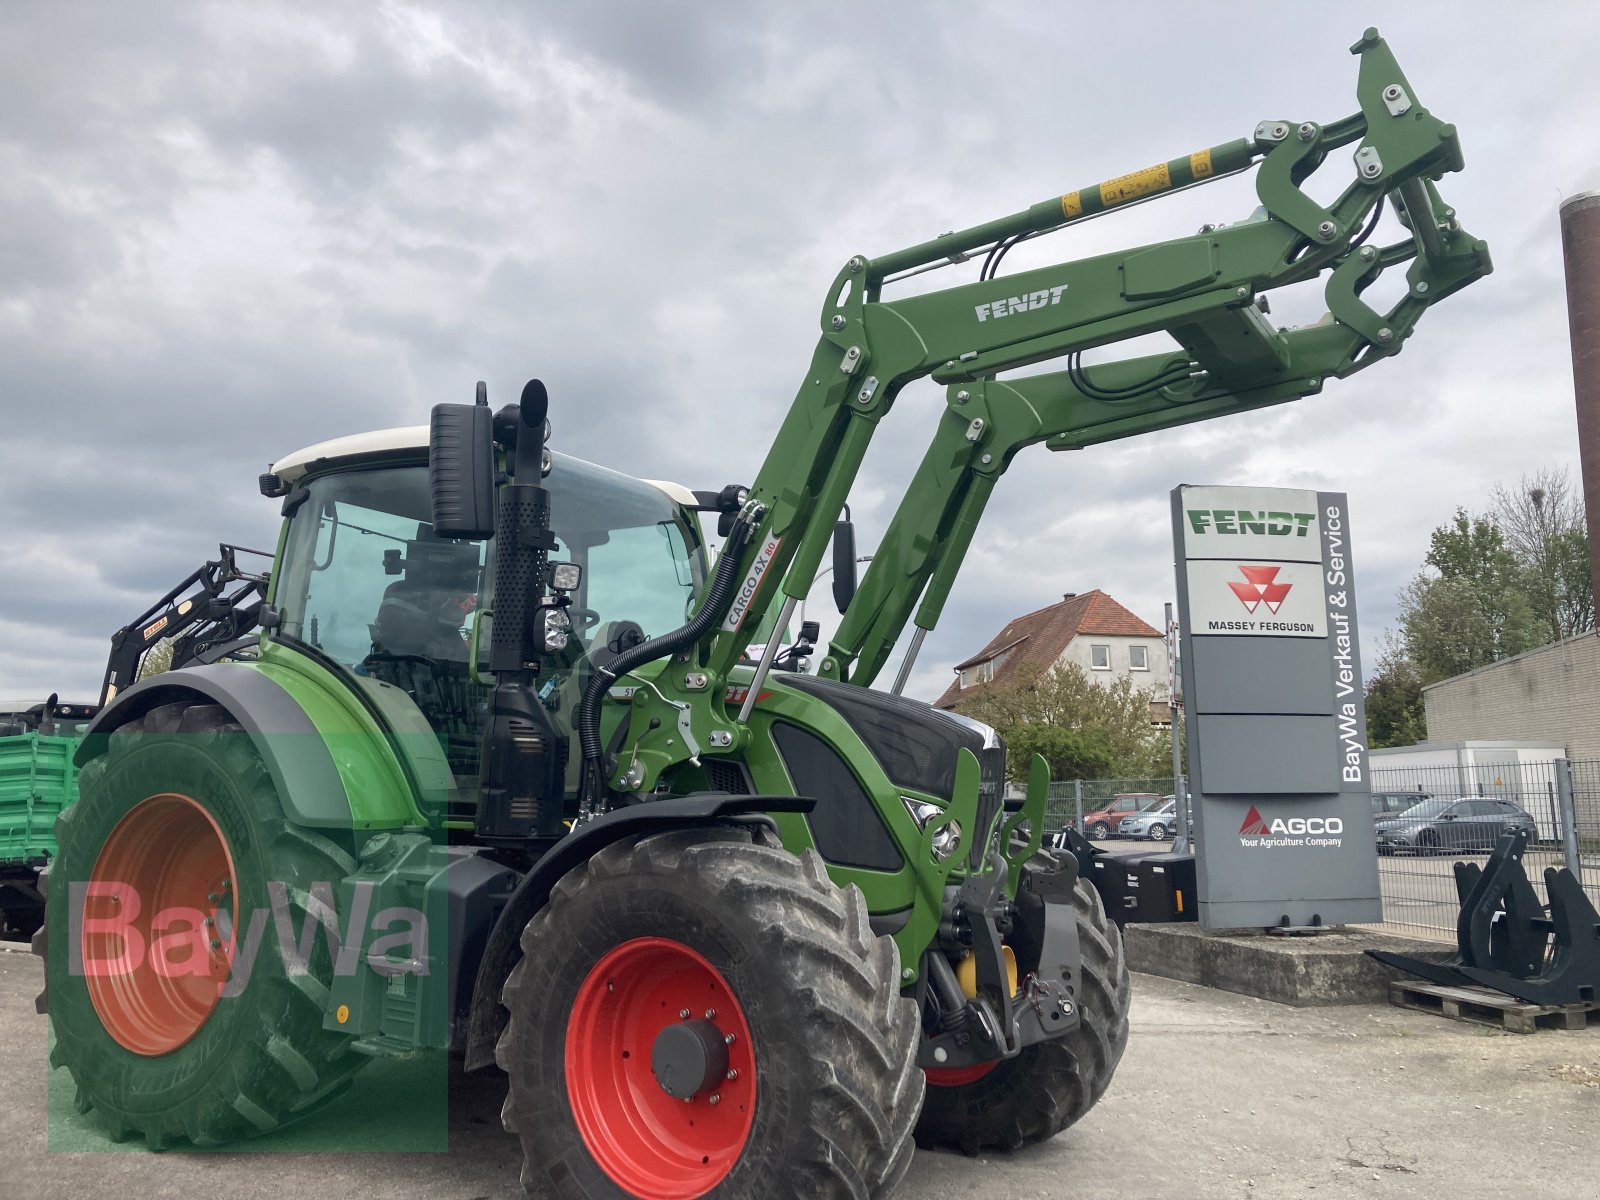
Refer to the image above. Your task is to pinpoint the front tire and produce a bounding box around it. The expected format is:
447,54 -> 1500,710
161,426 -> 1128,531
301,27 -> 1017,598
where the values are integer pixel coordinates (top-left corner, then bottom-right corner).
46,701 -> 364,1148
914,875 -> 1130,1155
1146,823 -> 1168,842
1089,821 -> 1111,841
498,826 -> 923,1198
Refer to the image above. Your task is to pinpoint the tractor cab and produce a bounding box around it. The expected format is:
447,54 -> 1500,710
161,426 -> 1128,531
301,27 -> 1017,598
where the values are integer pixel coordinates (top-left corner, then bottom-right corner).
266,426 -> 708,807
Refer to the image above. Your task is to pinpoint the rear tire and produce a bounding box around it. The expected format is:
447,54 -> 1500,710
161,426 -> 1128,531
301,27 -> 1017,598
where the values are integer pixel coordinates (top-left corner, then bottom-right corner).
46,701 -> 364,1148
914,875 -> 1130,1155
498,825 -> 923,1198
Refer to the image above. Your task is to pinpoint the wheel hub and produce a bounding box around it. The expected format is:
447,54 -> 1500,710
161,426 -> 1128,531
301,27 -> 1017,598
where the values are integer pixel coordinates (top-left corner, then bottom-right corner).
652,1017 -> 730,1100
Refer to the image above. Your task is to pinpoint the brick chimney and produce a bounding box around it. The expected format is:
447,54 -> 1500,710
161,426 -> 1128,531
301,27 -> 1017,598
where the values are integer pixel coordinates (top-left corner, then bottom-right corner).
1560,191 -> 1600,608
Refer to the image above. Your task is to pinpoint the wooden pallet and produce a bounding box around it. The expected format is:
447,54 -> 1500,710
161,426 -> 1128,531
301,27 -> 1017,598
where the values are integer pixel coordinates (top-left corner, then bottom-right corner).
1388,979 -> 1600,1034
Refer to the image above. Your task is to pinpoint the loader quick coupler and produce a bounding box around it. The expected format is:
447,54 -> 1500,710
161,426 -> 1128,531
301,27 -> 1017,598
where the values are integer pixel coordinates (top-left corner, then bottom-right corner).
916,848 -> 1082,1071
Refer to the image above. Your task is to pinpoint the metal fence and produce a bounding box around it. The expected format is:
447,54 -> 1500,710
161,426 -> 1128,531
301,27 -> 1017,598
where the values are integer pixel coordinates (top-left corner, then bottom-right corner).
1369,758 -> 1600,938
1052,759 -> 1600,940
1044,776 -> 1179,836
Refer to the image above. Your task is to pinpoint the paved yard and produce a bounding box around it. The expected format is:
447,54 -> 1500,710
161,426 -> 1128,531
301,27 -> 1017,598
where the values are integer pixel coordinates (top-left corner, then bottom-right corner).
1,944 -> 1595,1199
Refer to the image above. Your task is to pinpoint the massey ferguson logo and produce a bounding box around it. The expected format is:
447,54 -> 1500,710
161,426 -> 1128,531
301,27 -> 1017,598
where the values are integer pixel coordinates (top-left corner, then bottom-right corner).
1228,565 -> 1292,614
974,283 -> 1068,322
1238,804 -> 1344,848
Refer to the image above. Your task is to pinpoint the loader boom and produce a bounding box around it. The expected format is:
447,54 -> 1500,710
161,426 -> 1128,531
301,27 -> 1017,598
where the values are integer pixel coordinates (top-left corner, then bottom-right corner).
605,29 -> 1490,793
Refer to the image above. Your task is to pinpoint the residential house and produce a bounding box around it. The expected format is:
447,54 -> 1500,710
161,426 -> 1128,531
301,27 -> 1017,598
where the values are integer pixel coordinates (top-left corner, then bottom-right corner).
933,590 -> 1170,722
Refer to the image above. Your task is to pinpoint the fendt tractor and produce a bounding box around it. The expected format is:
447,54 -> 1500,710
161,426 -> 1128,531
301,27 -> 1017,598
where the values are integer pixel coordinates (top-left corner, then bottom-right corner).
38,31 -> 1487,1198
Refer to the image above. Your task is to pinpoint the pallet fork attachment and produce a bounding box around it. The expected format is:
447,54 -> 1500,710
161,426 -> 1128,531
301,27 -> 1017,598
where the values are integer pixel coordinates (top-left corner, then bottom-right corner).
1370,828 -> 1600,1007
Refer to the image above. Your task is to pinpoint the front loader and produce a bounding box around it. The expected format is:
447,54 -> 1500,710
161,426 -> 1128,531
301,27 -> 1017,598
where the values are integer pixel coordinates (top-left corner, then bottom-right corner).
41,30 -> 1488,1197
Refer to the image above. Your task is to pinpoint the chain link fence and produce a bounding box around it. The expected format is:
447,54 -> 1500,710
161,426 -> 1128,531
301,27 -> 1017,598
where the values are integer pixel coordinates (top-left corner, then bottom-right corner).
1045,777 -> 1178,837
1052,759 -> 1600,939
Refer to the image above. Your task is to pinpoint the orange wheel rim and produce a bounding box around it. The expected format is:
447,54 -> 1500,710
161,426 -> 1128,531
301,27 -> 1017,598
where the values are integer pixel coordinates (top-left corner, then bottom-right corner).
84,793 -> 239,1056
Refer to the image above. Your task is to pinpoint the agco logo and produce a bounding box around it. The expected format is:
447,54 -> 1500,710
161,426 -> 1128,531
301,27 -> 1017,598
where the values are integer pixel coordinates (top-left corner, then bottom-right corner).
1228,565 -> 1292,614
1239,805 -> 1344,838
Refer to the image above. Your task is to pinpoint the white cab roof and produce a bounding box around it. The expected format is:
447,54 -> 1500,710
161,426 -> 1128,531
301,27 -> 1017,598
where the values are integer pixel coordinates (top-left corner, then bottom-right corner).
270,425 -> 697,508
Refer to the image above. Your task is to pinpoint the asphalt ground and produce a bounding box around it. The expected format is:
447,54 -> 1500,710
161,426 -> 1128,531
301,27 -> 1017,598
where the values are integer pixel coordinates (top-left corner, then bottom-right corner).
3,945 -> 1597,1199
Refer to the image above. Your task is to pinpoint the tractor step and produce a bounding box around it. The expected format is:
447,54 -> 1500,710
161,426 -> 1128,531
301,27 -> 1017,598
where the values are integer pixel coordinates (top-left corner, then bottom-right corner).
1387,979 -> 1600,1035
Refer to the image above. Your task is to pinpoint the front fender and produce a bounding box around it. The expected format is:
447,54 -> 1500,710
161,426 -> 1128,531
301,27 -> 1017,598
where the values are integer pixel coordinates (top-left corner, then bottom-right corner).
462,793 -> 814,1070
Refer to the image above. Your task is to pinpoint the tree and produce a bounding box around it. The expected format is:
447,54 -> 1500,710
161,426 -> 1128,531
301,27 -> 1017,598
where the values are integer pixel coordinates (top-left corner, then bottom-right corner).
1004,725 -> 1120,781
1399,508 -> 1541,683
952,661 -> 1167,781
1488,467 -> 1594,641
1364,639 -> 1427,748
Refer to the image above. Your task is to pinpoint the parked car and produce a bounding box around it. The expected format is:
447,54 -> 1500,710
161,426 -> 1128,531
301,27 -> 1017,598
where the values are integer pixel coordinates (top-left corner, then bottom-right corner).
1081,793 -> 1163,840
1372,790 -> 1429,817
1119,798 -> 1178,842
1374,796 -> 1537,855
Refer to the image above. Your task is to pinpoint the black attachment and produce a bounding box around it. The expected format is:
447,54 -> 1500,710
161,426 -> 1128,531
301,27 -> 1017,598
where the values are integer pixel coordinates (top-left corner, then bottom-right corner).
1366,828 -> 1553,989
428,383 -> 496,540
1459,866 -> 1600,1006
831,515 -> 858,614
101,544 -> 272,705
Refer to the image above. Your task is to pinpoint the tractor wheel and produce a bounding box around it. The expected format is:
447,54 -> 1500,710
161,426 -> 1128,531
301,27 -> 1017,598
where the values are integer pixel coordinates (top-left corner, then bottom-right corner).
498,825 -> 923,1199
914,874 -> 1130,1155
44,701 -> 364,1148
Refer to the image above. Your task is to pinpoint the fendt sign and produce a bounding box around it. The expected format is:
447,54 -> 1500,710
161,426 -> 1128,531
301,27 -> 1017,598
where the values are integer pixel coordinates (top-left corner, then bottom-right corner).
1172,485 -> 1381,929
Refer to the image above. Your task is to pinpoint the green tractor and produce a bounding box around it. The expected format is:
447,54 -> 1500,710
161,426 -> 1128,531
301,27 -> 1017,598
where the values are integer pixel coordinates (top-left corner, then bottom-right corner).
40,30 -> 1487,1196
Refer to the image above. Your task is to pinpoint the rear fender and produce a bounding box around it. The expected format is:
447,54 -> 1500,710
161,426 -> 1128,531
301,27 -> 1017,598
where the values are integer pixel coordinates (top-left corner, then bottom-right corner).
78,665 -> 418,830
462,793 -> 813,1071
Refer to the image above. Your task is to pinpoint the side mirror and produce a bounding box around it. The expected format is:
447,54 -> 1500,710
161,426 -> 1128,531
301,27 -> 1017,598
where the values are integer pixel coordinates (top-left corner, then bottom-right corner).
831,519 -> 857,613
430,383 -> 496,540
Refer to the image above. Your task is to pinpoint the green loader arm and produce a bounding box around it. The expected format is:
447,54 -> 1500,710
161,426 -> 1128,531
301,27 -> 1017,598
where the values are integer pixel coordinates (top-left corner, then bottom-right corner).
614,29 -> 1489,791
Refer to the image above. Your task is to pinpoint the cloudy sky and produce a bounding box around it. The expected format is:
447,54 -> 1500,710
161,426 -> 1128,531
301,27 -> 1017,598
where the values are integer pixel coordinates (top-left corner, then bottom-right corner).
1,2 -> 1594,707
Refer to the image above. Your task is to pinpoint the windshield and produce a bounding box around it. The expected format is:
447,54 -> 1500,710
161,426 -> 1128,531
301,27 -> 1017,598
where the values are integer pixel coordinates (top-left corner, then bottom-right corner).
271,456 -> 705,787
273,457 -> 705,668
1395,798 -> 1458,819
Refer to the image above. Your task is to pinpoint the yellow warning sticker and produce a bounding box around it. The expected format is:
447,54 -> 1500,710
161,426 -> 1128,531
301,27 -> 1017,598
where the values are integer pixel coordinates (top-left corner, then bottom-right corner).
1190,148 -> 1214,180
1100,162 -> 1171,207
1060,191 -> 1084,219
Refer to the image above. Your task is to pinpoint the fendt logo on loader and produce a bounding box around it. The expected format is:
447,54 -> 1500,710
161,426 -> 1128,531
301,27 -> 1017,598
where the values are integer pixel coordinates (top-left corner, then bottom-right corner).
973,283 -> 1069,322
1237,804 -> 1344,849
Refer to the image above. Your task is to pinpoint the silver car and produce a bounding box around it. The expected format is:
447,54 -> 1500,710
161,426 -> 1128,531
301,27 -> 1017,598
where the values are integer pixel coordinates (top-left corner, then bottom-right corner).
1118,798 -> 1177,842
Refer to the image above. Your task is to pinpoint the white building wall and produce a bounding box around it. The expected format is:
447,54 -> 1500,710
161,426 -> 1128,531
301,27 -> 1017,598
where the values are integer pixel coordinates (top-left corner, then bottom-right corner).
1057,635 -> 1169,696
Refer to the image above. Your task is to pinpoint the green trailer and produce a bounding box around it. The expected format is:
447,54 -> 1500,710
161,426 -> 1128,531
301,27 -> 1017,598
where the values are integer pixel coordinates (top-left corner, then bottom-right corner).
0,698 -> 96,937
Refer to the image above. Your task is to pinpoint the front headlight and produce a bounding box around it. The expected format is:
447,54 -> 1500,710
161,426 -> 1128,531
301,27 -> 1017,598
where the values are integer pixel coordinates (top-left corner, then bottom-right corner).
903,797 -> 963,862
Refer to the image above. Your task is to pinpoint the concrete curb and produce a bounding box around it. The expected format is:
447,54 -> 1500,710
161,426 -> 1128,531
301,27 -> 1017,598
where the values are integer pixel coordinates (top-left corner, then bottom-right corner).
1123,922 -> 1456,1006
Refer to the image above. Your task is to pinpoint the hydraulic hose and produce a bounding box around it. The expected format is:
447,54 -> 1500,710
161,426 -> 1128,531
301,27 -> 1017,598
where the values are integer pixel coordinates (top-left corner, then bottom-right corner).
576,513 -> 758,810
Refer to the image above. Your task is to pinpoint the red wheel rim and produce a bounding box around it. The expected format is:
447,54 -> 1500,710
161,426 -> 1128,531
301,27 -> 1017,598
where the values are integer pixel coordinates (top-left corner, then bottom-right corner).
84,793 -> 238,1056
566,937 -> 757,1199
924,1061 -> 998,1088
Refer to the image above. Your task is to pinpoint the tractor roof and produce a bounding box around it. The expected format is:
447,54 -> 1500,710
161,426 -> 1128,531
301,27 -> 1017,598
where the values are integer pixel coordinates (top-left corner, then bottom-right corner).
270,425 -> 697,508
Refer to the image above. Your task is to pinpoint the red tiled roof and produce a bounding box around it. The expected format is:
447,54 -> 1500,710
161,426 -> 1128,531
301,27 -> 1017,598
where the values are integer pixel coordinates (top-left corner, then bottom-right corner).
933,590 -> 1161,709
